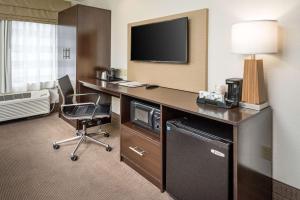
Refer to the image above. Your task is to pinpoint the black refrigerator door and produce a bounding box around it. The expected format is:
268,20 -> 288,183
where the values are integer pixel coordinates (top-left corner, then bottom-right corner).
166,121 -> 232,200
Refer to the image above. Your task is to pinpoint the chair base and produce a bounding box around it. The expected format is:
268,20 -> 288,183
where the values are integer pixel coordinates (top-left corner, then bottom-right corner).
53,121 -> 112,161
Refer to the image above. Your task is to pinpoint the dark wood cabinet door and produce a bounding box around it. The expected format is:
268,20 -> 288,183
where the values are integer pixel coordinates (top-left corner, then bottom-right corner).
77,6 -> 111,80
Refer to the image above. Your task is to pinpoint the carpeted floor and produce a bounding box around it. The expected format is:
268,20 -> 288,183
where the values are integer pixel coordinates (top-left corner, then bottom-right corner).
0,114 -> 172,200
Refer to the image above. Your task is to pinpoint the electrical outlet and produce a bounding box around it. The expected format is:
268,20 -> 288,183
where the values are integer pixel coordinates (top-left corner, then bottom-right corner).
261,145 -> 272,161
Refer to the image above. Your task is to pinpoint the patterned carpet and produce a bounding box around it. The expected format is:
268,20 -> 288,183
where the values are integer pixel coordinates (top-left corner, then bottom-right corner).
0,114 -> 171,200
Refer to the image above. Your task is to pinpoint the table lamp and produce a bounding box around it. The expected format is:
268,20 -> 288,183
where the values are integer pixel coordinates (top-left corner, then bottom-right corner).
231,20 -> 278,110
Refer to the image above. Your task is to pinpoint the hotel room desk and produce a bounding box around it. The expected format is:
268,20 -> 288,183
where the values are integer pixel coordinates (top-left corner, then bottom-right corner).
79,78 -> 265,125
79,78 -> 273,200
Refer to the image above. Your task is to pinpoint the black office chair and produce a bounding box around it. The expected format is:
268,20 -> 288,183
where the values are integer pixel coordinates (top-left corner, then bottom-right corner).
53,75 -> 112,161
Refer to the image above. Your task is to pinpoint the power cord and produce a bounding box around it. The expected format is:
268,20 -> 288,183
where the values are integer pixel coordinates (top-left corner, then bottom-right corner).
42,86 -> 59,116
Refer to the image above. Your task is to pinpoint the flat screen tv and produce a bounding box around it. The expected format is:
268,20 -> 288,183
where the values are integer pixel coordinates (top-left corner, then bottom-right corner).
131,17 -> 188,63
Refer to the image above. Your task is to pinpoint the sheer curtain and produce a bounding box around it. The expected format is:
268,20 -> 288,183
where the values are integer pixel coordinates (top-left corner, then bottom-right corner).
11,21 -> 57,92
0,20 -> 12,93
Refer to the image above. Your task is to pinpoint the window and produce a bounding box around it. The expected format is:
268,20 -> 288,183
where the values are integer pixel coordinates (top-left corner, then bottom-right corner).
10,21 -> 57,92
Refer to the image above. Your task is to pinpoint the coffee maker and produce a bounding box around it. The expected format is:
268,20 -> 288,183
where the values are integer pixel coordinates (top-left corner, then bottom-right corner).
225,78 -> 243,108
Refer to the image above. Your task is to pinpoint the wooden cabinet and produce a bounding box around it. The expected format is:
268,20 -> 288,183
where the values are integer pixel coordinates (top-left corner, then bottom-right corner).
120,95 -> 163,190
79,79 -> 273,199
121,124 -> 161,186
57,5 -> 111,128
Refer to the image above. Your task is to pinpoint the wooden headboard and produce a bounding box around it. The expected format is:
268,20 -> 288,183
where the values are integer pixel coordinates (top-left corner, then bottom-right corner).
127,9 -> 208,93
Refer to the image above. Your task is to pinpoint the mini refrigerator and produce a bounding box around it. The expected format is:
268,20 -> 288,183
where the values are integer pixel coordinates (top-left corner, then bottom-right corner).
166,118 -> 232,200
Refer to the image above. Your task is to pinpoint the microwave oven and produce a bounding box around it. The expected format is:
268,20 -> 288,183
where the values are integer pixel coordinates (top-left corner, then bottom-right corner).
130,101 -> 160,134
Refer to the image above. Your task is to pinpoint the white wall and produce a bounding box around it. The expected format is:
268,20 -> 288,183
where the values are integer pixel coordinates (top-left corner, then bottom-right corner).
77,0 -> 300,189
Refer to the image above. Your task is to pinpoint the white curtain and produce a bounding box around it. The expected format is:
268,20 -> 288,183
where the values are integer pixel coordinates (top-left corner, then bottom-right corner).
0,20 -> 12,93
10,21 -> 57,92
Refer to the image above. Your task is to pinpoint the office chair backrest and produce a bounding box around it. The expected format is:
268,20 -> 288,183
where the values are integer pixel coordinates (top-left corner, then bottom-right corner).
57,75 -> 74,105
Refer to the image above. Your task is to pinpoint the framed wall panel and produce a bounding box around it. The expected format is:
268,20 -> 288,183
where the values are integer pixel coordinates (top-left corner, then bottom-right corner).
127,9 -> 208,93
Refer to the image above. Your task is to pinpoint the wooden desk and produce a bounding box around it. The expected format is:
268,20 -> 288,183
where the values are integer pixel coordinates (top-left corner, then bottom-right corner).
79,78 -> 263,125
79,78 -> 273,200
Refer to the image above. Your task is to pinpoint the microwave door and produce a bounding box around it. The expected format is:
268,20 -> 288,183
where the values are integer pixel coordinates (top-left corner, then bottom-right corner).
133,105 -> 154,129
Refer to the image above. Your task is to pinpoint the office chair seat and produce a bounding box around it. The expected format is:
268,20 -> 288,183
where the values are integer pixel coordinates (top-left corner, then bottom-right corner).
63,103 -> 111,120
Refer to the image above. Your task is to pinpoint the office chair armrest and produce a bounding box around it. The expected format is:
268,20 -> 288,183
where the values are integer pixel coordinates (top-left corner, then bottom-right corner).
61,102 -> 95,108
61,102 -> 95,112
67,93 -> 99,97
67,93 -> 101,105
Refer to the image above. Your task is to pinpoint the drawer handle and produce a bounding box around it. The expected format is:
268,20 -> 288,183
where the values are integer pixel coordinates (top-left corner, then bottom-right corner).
129,146 -> 145,157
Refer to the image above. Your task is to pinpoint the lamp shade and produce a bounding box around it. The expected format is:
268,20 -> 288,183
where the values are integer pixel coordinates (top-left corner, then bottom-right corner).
231,20 -> 278,54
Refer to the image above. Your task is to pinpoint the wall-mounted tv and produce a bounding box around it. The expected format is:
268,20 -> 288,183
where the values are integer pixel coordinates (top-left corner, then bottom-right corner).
130,17 -> 188,63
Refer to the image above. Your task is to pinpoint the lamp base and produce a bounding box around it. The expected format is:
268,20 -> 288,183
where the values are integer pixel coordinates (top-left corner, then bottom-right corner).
242,59 -> 267,104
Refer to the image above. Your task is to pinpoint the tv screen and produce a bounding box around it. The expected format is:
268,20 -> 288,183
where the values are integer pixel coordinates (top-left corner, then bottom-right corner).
131,17 -> 188,63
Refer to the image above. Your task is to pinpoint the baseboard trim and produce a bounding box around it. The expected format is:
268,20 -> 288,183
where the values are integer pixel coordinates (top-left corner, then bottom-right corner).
273,180 -> 300,200
111,112 -> 120,120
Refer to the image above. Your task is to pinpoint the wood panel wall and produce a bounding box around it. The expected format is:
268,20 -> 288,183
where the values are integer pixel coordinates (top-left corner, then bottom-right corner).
127,9 -> 208,93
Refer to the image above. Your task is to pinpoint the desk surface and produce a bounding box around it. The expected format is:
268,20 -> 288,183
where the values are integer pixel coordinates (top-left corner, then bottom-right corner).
79,78 -> 269,126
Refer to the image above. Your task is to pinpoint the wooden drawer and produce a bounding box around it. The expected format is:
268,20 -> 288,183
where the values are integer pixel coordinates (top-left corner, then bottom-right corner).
121,125 -> 161,180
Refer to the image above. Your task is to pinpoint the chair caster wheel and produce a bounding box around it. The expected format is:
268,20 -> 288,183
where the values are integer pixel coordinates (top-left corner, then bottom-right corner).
53,144 -> 60,150
104,132 -> 110,137
106,146 -> 112,152
70,155 -> 78,161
